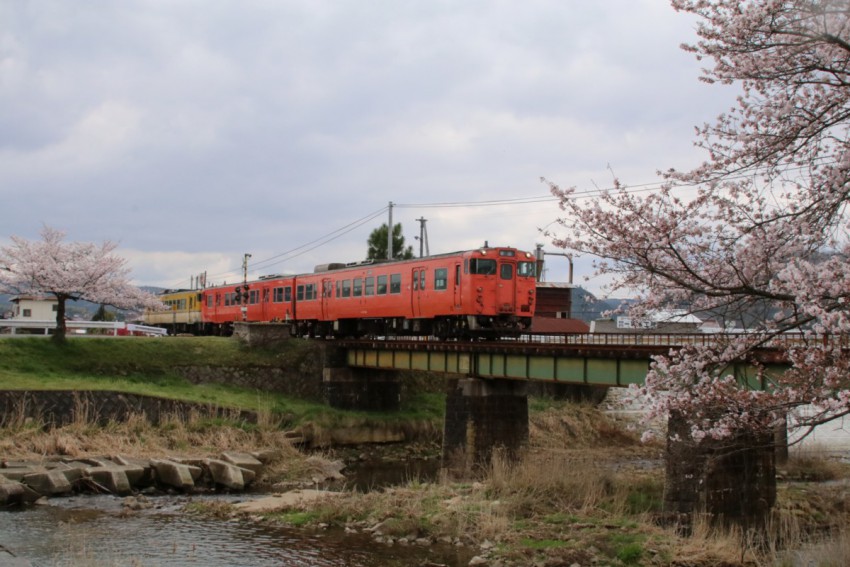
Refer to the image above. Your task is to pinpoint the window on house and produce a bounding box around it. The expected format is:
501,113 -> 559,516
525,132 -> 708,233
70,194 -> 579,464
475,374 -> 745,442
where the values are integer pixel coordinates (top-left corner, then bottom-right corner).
23,309 -> 32,317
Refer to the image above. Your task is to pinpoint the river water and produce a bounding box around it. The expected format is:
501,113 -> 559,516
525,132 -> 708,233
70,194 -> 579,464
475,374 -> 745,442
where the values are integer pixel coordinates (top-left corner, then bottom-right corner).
0,492 -> 467,566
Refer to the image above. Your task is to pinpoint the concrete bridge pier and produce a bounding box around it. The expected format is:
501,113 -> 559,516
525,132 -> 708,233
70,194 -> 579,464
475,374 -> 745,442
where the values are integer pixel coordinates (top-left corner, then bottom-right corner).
664,410 -> 776,533
442,378 -> 529,475
321,345 -> 401,411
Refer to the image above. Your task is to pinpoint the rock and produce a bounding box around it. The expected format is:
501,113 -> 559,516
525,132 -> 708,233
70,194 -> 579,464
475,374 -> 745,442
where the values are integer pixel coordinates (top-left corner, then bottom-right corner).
468,556 -> 488,566
232,489 -> 338,513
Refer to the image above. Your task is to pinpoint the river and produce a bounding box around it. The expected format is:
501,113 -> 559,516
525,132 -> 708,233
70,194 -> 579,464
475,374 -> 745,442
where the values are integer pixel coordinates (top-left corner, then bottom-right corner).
0,492 -> 468,567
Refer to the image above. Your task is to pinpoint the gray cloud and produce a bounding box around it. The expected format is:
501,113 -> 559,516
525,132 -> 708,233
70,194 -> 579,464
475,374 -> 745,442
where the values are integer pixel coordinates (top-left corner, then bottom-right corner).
1,0 -> 728,294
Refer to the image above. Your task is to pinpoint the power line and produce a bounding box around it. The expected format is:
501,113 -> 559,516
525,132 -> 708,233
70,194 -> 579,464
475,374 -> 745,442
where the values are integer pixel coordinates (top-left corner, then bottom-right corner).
165,161 -> 834,288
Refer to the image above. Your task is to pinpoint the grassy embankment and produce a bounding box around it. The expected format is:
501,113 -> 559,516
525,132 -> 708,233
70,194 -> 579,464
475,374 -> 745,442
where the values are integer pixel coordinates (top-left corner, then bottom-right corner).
0,336 -> 442,462
0,335 -> 443,425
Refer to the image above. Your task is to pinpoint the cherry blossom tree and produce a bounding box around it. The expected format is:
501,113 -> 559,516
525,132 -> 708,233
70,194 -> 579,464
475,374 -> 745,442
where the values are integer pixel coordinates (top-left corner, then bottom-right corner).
546,0 -> 850,442
0,226 -> 163,342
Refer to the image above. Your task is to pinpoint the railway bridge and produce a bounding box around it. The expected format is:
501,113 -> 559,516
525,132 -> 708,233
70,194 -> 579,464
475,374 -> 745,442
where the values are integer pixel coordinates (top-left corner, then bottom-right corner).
325,333 -> 788,463
323,333 -> 794,527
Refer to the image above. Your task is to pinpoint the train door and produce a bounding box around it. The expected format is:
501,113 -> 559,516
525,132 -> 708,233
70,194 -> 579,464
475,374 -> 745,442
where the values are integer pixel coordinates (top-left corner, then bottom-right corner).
321,278 -> 333,320
411,267 -> 425,317
497,260 -> 517,312
453,262 -> 462,309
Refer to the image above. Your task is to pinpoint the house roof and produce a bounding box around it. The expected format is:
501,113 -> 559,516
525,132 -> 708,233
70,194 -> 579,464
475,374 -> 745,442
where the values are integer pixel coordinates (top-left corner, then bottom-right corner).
10,295 -> 58,303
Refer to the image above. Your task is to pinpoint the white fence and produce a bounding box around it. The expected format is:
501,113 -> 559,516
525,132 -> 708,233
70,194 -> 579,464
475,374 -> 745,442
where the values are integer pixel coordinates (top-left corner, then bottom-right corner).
0,319 -> 167,337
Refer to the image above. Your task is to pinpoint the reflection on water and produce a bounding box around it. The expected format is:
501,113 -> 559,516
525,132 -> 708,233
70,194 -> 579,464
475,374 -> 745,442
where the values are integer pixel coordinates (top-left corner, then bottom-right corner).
1,494 -> 466,567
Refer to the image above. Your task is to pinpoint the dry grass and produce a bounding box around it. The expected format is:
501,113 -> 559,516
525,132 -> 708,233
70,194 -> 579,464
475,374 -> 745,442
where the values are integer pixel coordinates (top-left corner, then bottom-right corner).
0,408 -> 302,472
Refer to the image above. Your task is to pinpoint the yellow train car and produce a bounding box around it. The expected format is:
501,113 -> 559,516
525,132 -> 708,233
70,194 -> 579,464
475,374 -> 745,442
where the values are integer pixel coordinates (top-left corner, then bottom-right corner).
144,289 -> 204,334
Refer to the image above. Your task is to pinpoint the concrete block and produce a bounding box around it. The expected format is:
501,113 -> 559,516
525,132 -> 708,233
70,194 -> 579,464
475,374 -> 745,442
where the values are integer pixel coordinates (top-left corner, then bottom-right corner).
22,470 -> 73,495
150,459 -> 196,490
86,467 -> 132,495
221,451 -> 263,474
203,459 -> 245,490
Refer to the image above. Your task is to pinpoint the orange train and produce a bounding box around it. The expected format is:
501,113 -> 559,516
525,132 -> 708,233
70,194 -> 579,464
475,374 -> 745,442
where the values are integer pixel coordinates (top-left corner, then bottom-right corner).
146,245 -> 537,339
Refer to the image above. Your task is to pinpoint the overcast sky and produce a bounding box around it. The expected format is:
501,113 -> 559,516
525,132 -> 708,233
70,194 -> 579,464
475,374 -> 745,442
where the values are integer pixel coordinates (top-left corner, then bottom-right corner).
0,1 -> 734,296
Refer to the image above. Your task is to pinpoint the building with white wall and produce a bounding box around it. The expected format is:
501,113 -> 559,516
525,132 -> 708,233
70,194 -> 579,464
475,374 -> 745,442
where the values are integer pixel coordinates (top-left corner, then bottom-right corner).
10,296 -> 59,320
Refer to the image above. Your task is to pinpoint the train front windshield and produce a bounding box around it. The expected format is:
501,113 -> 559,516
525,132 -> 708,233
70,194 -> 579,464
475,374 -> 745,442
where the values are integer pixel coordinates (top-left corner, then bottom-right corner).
517,261 -> 536,278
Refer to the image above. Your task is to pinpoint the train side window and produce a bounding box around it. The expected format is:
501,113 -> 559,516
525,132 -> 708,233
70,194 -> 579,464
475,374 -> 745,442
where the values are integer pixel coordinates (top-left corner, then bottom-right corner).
297,285 -> 304,301
435,268 -> 448,290
284,286 -> 292,302
307,284 -> 317,300
215,294 -> 221,306
365,276 -> 375,296
412,270 -> 418,291
353,278 -> 363,297
420,271 -> 426,290
390,274 -> 401,294
455,265 -> 460,286
500,264 -> 513,280
342,280 -> 351,298
336,281 -> 341,298
249,290 -> 260,304
377,275 -> 387,295
273,287 -> 283,302
207,295 -> 214,308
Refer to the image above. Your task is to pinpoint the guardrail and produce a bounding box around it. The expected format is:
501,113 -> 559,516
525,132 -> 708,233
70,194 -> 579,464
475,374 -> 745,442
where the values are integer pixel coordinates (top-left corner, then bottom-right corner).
0,320 -> 167,337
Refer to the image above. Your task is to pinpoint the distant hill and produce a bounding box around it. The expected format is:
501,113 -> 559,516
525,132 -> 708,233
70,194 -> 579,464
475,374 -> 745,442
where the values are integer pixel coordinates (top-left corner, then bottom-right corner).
570,287 -> 634,322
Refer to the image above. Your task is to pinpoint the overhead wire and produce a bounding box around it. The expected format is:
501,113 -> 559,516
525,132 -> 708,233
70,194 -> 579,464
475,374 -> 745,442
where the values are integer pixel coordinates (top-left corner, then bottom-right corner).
169,159 -> 833,287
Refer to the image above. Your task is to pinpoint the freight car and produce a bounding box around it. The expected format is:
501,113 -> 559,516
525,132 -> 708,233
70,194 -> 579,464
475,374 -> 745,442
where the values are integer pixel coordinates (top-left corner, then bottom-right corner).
146,245 -> 537,339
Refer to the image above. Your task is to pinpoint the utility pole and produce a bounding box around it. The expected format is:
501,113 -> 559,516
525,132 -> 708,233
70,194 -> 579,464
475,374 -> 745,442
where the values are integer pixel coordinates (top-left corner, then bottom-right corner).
387,201 -> 394,260
416,217 -> 429,257
242,253 -> 252,285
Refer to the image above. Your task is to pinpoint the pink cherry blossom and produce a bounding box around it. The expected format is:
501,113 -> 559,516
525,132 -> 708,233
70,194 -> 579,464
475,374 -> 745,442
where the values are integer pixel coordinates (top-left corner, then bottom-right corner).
0,226 -> 164,342
547,0 -> 850,442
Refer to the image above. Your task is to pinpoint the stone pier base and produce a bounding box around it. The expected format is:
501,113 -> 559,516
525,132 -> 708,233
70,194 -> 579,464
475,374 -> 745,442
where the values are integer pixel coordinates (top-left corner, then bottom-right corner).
322,367 -> 401,411
442,378 -> 528,476
321,344 -> 400,411
664,411 -> 776,532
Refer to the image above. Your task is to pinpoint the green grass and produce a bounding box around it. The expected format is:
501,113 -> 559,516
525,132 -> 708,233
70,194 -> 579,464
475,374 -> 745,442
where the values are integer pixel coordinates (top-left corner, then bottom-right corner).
0,336 -> 444,429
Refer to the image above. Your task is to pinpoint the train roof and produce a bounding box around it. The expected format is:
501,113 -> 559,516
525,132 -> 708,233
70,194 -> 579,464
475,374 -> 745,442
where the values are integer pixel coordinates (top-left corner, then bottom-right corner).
202,245 -> 534,289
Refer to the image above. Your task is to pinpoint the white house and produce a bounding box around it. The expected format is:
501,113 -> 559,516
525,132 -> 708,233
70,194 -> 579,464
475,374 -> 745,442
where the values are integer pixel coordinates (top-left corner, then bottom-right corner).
10,296 -> 59,321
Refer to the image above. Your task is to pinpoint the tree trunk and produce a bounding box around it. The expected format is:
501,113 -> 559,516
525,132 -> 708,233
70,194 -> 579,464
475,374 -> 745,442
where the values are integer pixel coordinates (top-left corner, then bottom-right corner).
52,295 -> 67,343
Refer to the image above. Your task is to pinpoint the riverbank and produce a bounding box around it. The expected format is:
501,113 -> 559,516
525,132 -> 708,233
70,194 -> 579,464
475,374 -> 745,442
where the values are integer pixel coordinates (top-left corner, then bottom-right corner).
2,401 -> 849,566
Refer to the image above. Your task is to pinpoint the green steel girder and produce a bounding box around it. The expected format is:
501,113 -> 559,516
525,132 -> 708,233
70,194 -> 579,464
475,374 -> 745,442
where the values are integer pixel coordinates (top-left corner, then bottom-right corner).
345,346 -> 786,389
